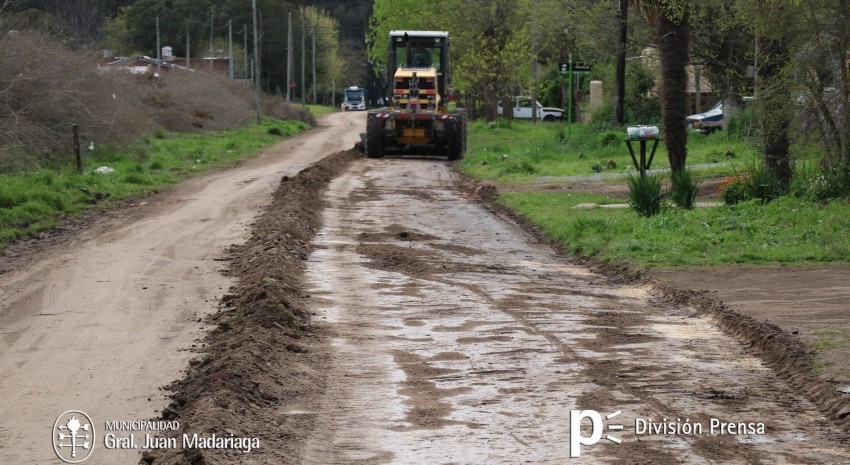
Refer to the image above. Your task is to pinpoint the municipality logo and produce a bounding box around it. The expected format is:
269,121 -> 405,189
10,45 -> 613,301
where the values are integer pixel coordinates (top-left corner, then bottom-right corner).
570,409 -> 624,457
53,410 -> 95,463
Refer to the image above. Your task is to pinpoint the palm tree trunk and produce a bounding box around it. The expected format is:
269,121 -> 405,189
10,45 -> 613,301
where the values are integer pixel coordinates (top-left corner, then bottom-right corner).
657,8 -> 689,175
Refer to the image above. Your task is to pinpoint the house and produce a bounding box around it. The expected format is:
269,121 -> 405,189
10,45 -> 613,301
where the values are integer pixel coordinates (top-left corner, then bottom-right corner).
640,47 -> 721,115
98,49 -> 231,77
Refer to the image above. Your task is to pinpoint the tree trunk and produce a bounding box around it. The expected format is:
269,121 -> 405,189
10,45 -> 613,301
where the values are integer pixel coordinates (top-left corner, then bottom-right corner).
614,0 -> 628,125
758,35 -> 792,184
840,0 -> 850,167
657,9 -> 689,175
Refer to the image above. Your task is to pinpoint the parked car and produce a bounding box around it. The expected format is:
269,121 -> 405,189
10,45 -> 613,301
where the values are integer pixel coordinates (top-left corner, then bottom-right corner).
686,101 -> 723,133
498,97 -> 565,121
687,97 -> 754,134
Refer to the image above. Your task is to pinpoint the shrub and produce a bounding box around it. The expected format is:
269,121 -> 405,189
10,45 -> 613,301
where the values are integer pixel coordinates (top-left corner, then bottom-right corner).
0,31 -> 315,173
727,106 -> 756,139
718,175 -> 747,205
626,172 -> 663,217
596,130 -> 622,147
263,96 -> 316,126
791,162 -> 850,201
719,164 -> 785,205
743,163 -> 784,203
499,159 -> 537,176
670,169 -> 698,209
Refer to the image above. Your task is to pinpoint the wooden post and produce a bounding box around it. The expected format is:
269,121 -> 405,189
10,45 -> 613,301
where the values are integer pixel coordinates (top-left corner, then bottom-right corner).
73,124 -> 82,173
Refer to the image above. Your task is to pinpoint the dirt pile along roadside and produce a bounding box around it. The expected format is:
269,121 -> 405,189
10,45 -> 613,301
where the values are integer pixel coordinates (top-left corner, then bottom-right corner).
457,175 -> 850,431
142,147 -> 362,465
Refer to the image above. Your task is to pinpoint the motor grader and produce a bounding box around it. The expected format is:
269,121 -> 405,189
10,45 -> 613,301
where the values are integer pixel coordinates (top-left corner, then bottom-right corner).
365,30 -> 466,160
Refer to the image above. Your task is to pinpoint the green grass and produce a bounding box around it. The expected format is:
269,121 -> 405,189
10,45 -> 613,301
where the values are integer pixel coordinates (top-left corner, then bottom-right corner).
459,120 -> 755,183
812,328 -> 850,350
499,191 -> 850,267
306,104 -> 338,118
458,119 -> 850,267
0,118 -> 308,245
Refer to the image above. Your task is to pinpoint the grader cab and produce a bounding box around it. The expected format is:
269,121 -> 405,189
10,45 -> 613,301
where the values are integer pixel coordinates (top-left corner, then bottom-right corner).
365,30 -> 466,160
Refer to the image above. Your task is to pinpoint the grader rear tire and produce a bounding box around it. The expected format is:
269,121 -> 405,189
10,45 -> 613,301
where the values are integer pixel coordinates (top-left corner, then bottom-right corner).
365,116 -> 385,159
446,119 -> 464,161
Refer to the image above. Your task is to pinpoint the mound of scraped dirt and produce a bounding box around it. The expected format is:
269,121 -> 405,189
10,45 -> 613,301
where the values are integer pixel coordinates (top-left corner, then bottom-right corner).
142,148 -> 362,465
456,172 -> 850,431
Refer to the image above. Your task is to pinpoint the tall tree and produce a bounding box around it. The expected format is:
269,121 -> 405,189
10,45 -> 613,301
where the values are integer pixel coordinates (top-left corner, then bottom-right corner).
755,1 -> 793,183
633,0 -> 690,174
615,0 -> 628,125
733,0 -> 801,183
789,0 -> 850,168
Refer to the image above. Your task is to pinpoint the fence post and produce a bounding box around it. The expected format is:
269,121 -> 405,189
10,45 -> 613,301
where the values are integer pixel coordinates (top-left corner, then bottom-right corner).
73,124 -> 82,173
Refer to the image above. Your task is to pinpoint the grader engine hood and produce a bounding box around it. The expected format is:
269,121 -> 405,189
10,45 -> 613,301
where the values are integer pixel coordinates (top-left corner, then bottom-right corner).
392,67 -> 441,116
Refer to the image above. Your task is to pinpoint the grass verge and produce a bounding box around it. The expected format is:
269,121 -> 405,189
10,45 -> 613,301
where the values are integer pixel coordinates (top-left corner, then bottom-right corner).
459,120 -> 754,183
458,120 -> 850,267
0,118 -> 309,246
306,104 -> 338,118
500,191 -> 850,267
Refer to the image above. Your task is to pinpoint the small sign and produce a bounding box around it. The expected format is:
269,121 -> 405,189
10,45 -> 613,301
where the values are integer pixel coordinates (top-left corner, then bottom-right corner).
560,62 -> 592,74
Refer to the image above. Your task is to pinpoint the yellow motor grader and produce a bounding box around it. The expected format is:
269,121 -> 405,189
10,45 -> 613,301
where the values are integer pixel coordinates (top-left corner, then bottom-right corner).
365,30 -> 466,160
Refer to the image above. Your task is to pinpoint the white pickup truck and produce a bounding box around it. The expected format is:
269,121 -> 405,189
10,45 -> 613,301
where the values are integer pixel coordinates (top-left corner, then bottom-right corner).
497,96 -> 565,121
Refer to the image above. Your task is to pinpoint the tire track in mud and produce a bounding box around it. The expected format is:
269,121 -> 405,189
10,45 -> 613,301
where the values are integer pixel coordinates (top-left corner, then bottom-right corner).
301,158 -> 850,464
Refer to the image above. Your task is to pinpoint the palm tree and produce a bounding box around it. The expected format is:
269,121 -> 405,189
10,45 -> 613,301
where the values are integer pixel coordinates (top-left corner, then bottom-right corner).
633,1 -> 690,175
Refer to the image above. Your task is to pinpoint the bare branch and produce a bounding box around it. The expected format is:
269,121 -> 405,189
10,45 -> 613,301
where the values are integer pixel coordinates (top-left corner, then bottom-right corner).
0,0 -> 21,15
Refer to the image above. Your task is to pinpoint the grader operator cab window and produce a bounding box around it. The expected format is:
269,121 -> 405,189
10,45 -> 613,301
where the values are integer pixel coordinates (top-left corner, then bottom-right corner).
392,37 -> 443,73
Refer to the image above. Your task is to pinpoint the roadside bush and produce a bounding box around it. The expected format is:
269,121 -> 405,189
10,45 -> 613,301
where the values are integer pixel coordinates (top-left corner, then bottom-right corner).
670,169 -> 698,209
719,164 -> 785,205
0,31 -> 154,167
626,172 -> 663,217
726,106 -> 756,139
589,105 -> 617,131
743,163 -> 784,203
718,175 -> 748,205
596,130 -> 622,147
0,30 -> 313,173
499,159 -> 537,177
263,95 -> 316,126
790,162 -> 850,201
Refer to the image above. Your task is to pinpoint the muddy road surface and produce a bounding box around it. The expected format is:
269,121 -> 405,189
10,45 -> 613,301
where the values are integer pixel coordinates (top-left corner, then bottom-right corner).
300,158 -> 850,464
0,111 -> 363,464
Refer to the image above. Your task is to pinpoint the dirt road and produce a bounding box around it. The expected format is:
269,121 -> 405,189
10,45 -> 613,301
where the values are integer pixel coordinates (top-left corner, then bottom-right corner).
0,111 -> 363,464
299,158 -> 850,464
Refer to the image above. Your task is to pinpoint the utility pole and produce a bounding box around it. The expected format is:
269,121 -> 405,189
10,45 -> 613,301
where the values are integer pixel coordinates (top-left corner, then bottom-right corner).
753,32 -> 759,98
531,0 -> 538,122
332,76 -> 335,107
312,18 -> 316,104
209,8 -> 214,72
228,20 -> 233,79
695,65 -> 702,113
301,10 -> 306,103
614,0 -> 628,125
568,53 -> 574,139
287,12 -> 292,102
252,0 -> 261,123
156,16 -> 161,76
243,25 -> 248,80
